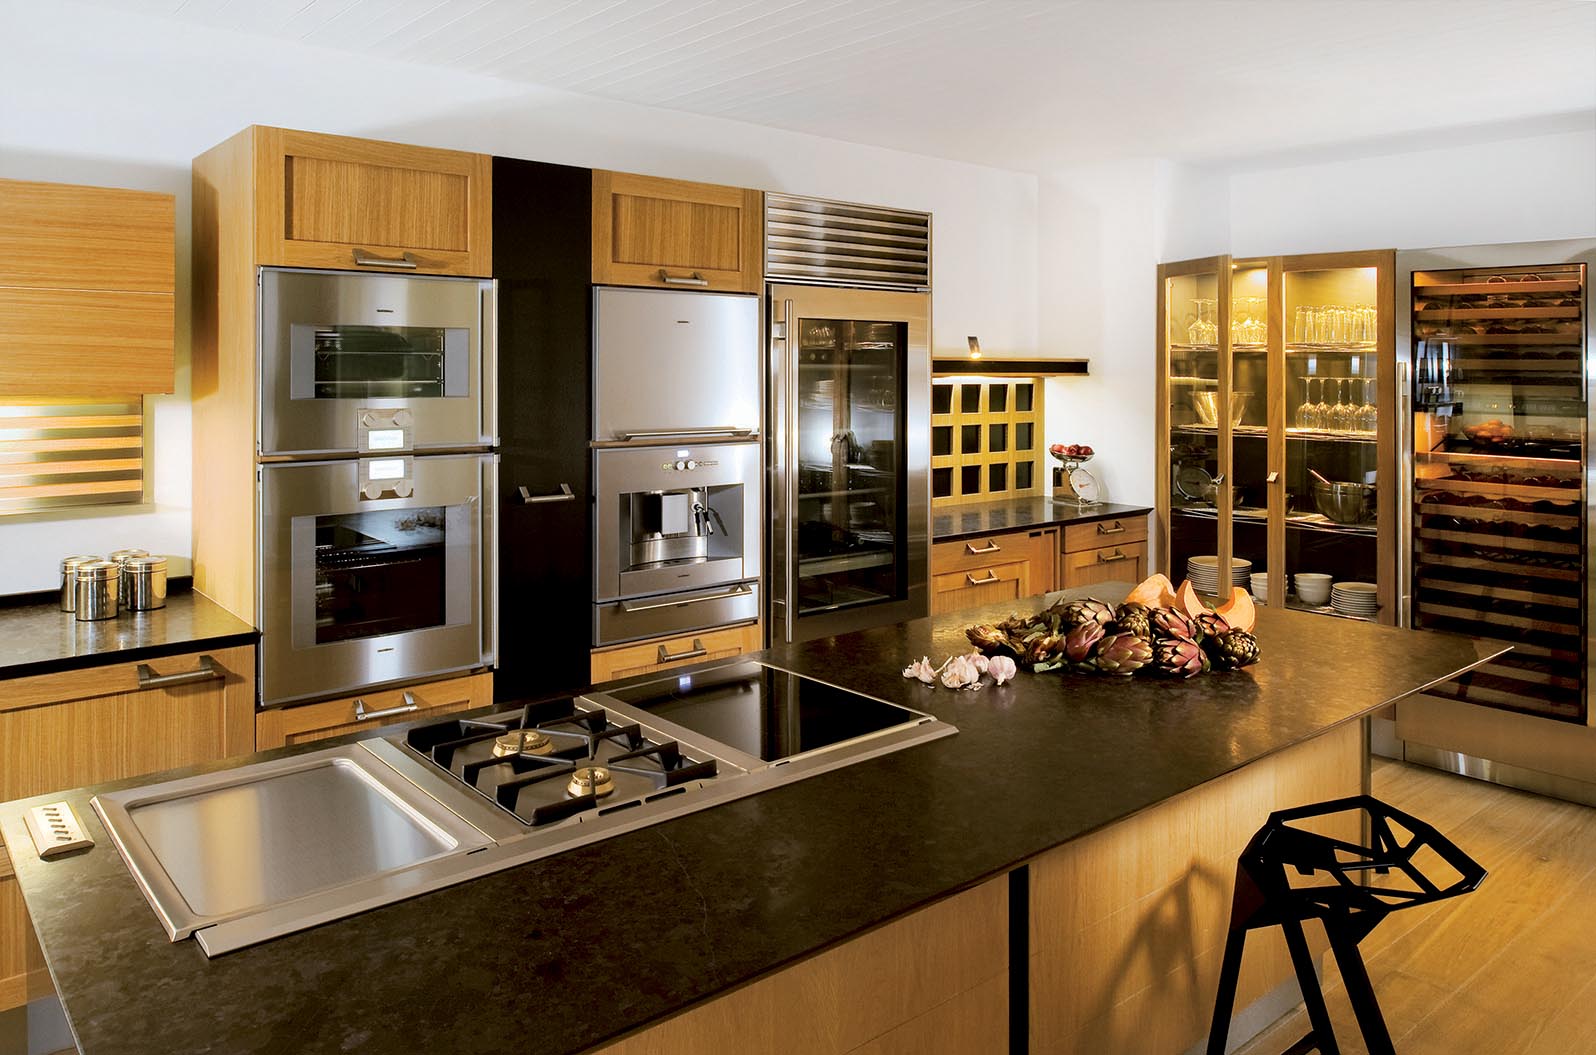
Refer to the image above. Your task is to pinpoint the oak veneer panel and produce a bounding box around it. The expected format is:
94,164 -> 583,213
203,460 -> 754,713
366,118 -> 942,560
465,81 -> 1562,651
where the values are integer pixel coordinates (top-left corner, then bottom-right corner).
0,178 -> 174,294
931,560 -> 1031,614
592,171 -> 762,294
1060,541 -> 1148,591
1063,515 -> 1149,553
1030,721 -> 1363,1055
0,845 -> 48,1013
255,671 -> 492,749
589,623 -> 761,685
191,128 -> 260,622
255,127 -> 492,277
0,287 -> 174,397
585,877 -> 1007,1055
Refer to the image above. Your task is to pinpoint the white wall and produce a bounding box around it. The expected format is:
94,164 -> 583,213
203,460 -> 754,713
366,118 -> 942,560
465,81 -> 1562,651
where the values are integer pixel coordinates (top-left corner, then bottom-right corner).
0,0 -> 1039,595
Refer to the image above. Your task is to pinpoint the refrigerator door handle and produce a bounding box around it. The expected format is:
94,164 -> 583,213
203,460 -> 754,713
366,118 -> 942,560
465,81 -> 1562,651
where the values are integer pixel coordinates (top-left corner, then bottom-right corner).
782,298 -> 798,645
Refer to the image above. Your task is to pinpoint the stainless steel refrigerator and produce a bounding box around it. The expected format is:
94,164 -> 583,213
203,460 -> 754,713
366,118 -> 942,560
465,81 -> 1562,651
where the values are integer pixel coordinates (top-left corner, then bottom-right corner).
1395,239 -> 1596,795
765,194 -> 931,643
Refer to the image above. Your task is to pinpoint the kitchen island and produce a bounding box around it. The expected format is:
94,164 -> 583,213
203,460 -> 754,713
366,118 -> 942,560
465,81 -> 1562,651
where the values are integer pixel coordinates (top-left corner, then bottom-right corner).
0,587 -> 1499,1055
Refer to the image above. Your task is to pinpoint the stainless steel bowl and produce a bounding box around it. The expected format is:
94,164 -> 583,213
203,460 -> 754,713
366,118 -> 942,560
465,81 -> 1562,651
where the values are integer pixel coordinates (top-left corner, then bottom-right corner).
1191,390 -> 1248,427
1313,481 -> 1374,524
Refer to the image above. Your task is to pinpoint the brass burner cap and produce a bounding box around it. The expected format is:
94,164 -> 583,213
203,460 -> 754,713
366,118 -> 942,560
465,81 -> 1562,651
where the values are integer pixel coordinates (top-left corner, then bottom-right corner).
567,765 -> 615,799
493,728 -> 554,757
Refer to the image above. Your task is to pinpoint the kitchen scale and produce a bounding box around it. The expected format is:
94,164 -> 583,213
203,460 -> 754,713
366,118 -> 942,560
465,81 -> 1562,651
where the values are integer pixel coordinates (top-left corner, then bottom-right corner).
1051,451 -> 1101,507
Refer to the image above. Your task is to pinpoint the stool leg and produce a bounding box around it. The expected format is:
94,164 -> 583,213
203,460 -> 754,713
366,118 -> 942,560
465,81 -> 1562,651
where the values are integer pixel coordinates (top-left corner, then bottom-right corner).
1206,927 -> 1247,1055
1326,924 -> 1396,1055
1281,918 -> 1340,1055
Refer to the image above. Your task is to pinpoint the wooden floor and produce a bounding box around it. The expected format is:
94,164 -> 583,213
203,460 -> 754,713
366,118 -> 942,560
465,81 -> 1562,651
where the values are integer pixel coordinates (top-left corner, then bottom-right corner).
1237,758 -> 1596,1055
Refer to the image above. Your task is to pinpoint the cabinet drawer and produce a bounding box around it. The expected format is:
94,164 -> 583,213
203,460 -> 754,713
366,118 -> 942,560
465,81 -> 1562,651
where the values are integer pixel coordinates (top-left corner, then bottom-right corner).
592,171 -> 762,294
591,623 -> 762,685
1060,541 -> 1148,590
255,127 -> 492,277
931,560 -> 1036,615
0,286 -> 174,397
932,529 -> 1049,577
1063,516 -> 1148,553
254,670 -> 493,750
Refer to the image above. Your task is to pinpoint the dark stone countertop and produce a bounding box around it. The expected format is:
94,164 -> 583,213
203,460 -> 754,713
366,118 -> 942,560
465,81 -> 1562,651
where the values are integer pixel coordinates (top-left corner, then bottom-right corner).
0,587 -> 1502,1055
0,586 -> 257,681
932,497 -> 1152,543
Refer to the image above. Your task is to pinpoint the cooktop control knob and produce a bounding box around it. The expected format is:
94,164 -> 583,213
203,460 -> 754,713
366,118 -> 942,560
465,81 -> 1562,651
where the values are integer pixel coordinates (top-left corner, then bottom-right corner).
361,411 -> 380,428
392,409 -> 413,428
674,460 -> 686,471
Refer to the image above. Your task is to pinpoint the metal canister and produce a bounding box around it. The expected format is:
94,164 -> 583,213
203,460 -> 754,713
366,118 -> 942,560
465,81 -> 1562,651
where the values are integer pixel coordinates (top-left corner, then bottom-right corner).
59,555 -> 102,612
122,555 -> 168,612
73,560 -> 120,621
108,548 -> 149,601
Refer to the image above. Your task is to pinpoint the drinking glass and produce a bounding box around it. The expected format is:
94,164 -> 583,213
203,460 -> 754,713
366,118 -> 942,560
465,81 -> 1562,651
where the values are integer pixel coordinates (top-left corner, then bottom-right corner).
1295,377 -> 1315,429
1293,307 -> 1308,344
1312,375 -> 1330,430
1328,378 -> 1351,432
1358,377 -> 1378,433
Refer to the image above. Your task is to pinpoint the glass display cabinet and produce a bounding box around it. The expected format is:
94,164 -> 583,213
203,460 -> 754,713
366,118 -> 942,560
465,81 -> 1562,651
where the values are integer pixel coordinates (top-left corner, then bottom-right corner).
1157,251 -> 1396,622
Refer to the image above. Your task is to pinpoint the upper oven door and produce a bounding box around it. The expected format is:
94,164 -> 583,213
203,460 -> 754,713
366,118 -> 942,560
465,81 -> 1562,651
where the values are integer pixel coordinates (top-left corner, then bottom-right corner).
259,453 -> 495,708
259,268 -> 496,457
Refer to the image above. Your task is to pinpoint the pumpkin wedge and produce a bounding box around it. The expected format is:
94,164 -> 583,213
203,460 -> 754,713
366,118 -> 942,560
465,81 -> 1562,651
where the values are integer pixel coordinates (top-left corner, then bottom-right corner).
1174,579 -> 1208,620
1214,587 -> 1257,633
1124,573 -> 1177,609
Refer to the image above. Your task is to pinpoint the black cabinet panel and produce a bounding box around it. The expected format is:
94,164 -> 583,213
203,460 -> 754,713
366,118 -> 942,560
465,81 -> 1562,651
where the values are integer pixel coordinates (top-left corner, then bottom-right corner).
493,156 -> 593,702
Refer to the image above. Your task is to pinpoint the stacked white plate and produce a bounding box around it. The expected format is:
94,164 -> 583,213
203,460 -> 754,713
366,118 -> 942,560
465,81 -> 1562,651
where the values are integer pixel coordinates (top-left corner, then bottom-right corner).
1187,555 -> 1252,596
1331,582 -> 1379,618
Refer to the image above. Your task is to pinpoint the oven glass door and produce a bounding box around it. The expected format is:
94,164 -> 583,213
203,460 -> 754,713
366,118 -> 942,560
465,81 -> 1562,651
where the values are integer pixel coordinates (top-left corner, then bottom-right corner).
260,268 -> 494,457
260,454 -> 493,707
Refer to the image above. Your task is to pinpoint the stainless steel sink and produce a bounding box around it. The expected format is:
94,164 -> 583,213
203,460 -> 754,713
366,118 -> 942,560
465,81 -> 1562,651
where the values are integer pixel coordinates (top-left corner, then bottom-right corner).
92,743 -> 505,949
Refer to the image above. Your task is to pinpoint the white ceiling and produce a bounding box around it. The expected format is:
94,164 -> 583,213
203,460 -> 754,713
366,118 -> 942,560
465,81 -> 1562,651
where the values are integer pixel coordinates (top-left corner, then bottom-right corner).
88,0 -> 1596,172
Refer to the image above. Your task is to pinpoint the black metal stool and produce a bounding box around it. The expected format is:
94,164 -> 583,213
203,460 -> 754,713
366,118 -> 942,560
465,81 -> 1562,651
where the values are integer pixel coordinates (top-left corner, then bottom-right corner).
1206,795 -> 1486,1055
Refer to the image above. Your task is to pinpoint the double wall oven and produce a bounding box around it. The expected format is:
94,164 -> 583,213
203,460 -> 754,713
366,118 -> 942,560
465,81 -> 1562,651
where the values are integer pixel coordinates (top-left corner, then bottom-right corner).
258,268 -> 496,708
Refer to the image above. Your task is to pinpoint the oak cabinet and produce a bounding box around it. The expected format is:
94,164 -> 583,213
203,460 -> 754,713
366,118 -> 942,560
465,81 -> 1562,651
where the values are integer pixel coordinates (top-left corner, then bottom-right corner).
930,529 -> 1056,615
0,644 -> 255,1010
592,171 -> 762,293
255,670 -> 493,750
1059,515 -> 1150,590
590,623 -> 762,686
0,177 -> 175,397
254,126 -> 492,277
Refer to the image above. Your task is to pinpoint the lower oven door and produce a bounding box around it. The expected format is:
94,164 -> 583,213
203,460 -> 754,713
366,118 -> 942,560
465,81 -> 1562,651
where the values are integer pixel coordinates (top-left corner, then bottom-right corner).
259,453 -> 495,707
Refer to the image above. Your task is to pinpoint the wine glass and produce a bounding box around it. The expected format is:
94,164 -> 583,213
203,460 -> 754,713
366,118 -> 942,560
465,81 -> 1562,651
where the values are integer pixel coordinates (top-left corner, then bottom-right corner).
1311,375 -> 1331,430
1358,377 -> 1378,433
1296,377 -> 1318,430
1328,378 -> 1351,432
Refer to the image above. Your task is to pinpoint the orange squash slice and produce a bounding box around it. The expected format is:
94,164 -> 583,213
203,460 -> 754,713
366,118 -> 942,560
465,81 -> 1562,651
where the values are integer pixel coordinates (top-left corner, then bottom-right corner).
1124,573 -> 1176,609
1174,579 -> 1208,620
1214,587 -> 1256,632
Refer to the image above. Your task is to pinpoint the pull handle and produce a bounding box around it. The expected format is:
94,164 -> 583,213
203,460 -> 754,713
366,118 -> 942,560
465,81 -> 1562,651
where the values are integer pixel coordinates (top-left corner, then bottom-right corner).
1095,522 -> 1126,536
965,540 -> 1002,555
352,249 -> 419,270
966,571 -> 1001,586
657,639 -> 708,663
1095,550 -> 1131,564
519,483 -> 576,504
1266,471 -> 1280,484
614,426 -> 754,441
136,655 -> 222,689
620,585 -> 753,613
354,692 -> 420,721
1213,473 -> 1227,485
659,269 -> 709,287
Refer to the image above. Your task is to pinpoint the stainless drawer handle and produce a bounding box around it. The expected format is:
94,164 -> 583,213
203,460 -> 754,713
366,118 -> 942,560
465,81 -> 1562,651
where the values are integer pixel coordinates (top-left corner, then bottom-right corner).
965,540 -> 1002,555
614,426 -> 754,441
966,571 -> 1001,586
658,640 -> 707,663
658,269 -> 709,287
136,655 -> 222,689
519,483 -> 576,504
1095,522 -> 1126,535
354,692 -> 419,721
352,249 -> 419,269
619,584 -> 753,614
1096,551 -> 1131,564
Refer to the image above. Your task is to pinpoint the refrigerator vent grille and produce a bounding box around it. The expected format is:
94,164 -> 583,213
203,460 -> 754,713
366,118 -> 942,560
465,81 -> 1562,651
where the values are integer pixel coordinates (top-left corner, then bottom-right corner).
766,194 -> 930,291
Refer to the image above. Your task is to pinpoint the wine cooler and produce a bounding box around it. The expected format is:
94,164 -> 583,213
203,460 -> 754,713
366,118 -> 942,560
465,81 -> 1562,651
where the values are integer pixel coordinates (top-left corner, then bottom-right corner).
1401,241 -> 1594,724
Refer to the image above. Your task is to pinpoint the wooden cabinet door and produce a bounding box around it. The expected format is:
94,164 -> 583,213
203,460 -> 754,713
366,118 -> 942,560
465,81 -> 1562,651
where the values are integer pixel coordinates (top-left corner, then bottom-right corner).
590,623 -> 762,685
255,127 -> 492,277
592,171 -> 762,293
932,560 -> 1031,615
0,177 -> 175,397
0,644 -> 255,1011
1060,541 -> 1148,590
255,671 -> 493,750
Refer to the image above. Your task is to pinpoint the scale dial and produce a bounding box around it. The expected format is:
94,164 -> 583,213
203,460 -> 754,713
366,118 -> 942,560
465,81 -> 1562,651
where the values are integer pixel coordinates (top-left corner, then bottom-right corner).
1067,466 -> 1100,504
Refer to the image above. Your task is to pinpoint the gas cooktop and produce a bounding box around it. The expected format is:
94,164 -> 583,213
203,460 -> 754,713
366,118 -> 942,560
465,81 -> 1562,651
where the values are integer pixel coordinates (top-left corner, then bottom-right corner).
94,660 -> 956,957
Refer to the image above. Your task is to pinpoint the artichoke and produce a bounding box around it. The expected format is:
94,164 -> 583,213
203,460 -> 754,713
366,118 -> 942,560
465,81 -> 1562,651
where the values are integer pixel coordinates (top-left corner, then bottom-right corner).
1194,611 -> 1230,641
1088,631 -> 1154,675
1152,638 -> 1208,678
1063,621 -> 1106,663
965,624 -> 1017,656
1022,632 -> 1067,667
1054,598 -> 1114,630
1111,602 -> 1154,641
1150,607 -> 1198,642
1208,629 -> 1262,670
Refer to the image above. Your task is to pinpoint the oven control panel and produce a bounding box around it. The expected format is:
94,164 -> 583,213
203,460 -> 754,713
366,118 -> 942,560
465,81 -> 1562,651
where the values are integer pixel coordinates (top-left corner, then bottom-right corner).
358,408 -> 414,454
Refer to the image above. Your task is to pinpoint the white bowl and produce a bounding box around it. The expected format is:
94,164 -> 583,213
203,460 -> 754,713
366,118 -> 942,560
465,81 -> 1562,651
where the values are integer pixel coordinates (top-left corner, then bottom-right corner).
1295,575 -> 1332,606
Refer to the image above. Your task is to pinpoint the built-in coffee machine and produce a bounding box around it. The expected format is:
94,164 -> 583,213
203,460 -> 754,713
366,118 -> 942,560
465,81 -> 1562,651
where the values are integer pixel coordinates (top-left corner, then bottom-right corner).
591,287 -> 763,647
